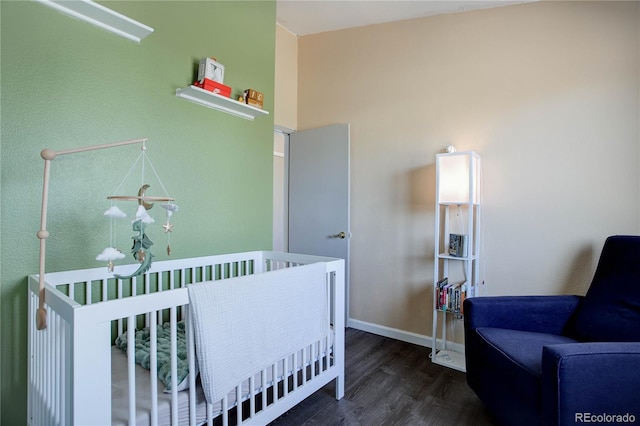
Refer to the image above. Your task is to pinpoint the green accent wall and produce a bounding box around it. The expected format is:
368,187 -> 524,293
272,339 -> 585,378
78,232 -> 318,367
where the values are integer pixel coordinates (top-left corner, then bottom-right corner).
0,1 -> 276,423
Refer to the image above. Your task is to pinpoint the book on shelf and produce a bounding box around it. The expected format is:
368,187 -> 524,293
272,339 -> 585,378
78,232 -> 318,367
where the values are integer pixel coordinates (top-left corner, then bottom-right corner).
435,278 -> 467,314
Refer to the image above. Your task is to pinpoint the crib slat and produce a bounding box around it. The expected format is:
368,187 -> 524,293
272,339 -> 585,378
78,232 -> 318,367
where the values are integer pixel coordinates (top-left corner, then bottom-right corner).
51,316 -> 57,419
45,318 -> 52,421
86,280 -> 92,305
283,357 -> 288,397
51,314 -> 56,415
170,307 -> 178,426
45,310 -> 55,422
58,308 -> 70,426
272,363 -> 278,402
321,336 -> 326,371
293,350 -> 298,391
145,273 -> 151,295
249,376 -> 255,418
101,278 -> 108,302
326,335 -> 331,369
127,315 -> 136,426
44,311 -> 50,425
30,295 -> 39,425
158,274 -> 164,325
261,370 -> 267,412
27,295 -> 33,425
53,313 -> 60,426
303,346 -> 308,384
117,279 -> 123,336
145,275 -> 151,327
206,402 -> 213,426
32,303 -> 39,426
187,311 -> 197,426
37,310 -> 43,426
150,312 -> 158,426
236,385 -> 242,424
314,342 -> 319,376
222,395 -> 229,426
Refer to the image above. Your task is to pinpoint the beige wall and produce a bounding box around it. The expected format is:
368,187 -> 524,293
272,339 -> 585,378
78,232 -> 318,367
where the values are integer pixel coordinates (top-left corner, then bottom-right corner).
275,23 -> 298,130
297,1 -> 640,337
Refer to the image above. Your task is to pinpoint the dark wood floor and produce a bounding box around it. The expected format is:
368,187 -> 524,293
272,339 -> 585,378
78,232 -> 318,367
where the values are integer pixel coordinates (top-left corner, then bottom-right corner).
270,328 -> 497,426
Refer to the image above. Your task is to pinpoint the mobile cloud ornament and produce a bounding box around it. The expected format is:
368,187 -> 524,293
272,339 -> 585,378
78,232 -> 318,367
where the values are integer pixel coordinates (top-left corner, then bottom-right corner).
96,247 -> 126,273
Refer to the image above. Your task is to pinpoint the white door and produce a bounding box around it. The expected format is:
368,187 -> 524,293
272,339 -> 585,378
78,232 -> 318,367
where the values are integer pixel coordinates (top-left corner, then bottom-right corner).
288,124 -> 350,316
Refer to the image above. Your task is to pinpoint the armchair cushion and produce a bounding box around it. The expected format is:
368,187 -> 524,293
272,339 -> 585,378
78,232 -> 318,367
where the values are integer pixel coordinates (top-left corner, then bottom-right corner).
468,326 -> 578,426
476,328 -> 577,377
541,342 -> 640,425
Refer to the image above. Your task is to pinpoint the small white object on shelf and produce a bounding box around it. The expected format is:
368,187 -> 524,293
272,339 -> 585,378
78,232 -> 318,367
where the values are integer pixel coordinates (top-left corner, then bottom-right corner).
175,85 -> 269,121
35,0 -> 154,43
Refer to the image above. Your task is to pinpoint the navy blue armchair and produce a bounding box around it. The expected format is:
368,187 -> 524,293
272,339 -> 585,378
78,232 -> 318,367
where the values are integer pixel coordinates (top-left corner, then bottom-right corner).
464,235 -> 640,426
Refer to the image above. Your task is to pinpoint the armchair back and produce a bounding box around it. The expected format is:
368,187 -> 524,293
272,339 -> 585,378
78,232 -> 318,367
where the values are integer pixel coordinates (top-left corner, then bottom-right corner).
567,235 -> 640,342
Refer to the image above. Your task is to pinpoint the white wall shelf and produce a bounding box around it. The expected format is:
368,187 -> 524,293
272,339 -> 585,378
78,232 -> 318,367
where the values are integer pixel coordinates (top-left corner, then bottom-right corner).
175,85 -> 269,121
35,0 -> 154,43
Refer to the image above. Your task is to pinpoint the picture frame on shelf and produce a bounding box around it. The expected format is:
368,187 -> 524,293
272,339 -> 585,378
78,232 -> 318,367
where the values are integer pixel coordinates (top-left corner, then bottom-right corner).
449,233 -> 468,257
198,57 -> 225,83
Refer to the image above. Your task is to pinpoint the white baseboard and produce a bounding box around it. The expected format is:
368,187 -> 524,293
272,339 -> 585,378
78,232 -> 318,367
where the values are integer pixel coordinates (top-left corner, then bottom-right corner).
347,318 -> 465,354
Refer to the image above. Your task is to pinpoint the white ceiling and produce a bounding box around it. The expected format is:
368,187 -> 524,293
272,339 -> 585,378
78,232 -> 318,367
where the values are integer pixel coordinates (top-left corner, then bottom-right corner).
277,0 -> 532,36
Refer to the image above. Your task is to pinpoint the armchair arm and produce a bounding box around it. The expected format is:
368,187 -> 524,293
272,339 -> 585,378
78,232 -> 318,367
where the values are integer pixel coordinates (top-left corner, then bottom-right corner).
464,295 -> 583,335
542,343 -> 640,426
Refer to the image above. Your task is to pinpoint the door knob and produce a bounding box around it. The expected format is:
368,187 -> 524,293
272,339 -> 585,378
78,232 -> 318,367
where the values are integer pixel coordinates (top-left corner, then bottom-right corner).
329,231 -> 346,239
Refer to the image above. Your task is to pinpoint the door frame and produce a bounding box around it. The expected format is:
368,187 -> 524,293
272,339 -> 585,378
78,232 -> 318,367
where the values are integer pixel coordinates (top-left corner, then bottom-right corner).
274,124 -> 350,322
273,126 -> 291,252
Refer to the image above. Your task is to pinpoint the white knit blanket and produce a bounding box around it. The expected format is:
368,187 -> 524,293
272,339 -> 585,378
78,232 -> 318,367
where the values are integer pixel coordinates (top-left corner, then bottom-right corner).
187,262 -> 329,403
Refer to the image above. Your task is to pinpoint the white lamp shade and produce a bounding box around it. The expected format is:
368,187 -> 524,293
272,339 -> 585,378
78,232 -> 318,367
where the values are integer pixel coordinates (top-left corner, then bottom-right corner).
437,151 -> 481,204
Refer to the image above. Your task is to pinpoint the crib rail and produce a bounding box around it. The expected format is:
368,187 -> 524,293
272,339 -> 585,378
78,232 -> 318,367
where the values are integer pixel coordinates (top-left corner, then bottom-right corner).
28,251 -> 345,426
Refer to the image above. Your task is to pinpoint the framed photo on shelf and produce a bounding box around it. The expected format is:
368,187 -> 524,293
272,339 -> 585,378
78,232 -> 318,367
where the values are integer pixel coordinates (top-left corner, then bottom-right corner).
198,57 -> 225,83
449,234 -> 468,257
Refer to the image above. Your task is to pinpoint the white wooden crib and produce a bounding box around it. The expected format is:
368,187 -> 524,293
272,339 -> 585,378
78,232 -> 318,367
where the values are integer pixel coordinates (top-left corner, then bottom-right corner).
28,251 -> 345,425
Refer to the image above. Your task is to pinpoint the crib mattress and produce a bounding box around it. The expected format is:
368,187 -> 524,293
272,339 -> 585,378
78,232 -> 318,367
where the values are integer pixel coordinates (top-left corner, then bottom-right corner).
111,333 -> 334,426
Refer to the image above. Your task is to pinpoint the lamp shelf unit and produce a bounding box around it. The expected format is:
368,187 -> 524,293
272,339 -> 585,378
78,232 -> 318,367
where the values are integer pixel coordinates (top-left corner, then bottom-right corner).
432,150 -> 481,373
35,0 -> 154,43
175,85 -> 269,121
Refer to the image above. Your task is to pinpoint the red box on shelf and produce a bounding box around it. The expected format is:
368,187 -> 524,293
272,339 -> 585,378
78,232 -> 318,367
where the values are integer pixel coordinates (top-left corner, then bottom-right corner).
194,78 -> 231,98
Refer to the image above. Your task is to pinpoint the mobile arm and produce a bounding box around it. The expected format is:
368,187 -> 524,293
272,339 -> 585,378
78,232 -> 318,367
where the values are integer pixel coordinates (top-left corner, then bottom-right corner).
36,138 -> 147,330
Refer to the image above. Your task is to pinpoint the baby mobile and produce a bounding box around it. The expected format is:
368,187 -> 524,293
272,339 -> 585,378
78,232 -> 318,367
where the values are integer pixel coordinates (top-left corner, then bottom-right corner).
95,141 -> 178,278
